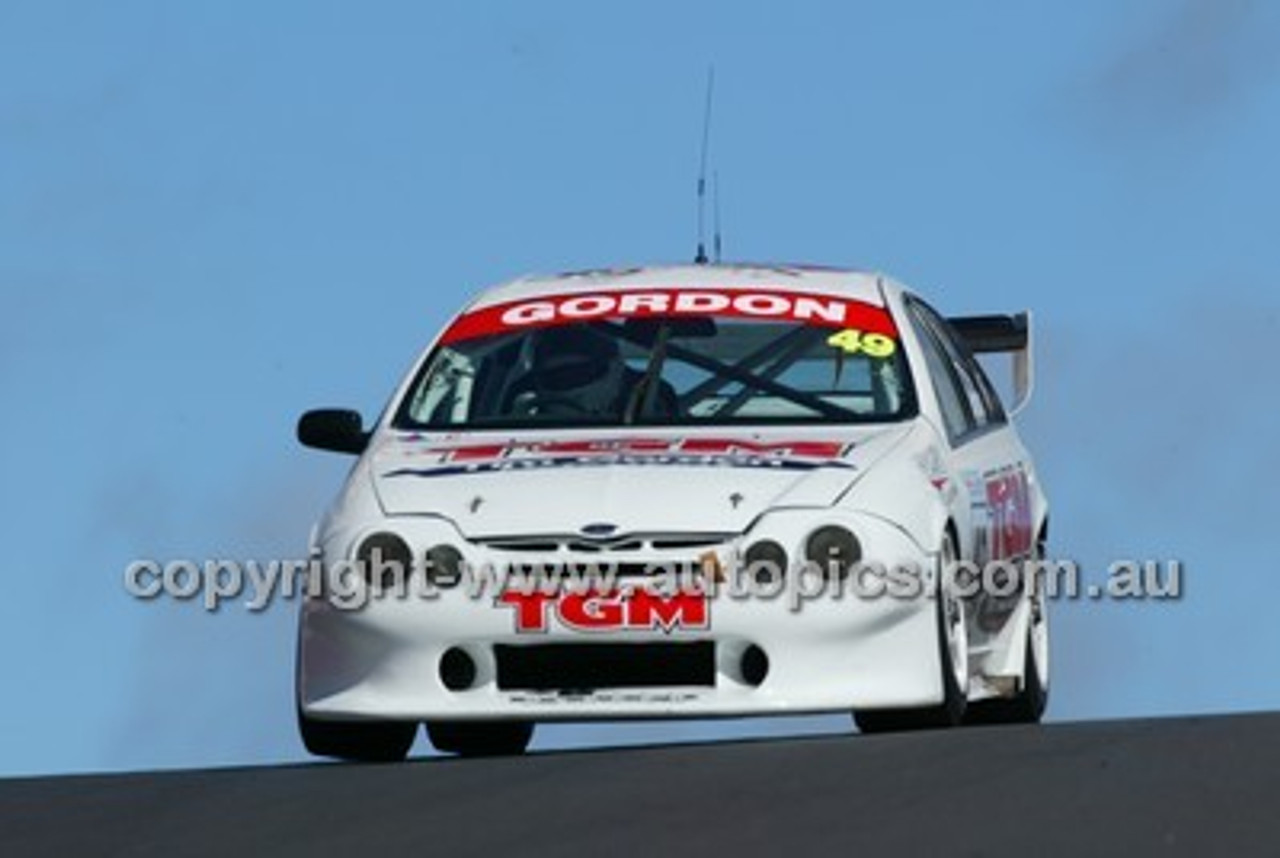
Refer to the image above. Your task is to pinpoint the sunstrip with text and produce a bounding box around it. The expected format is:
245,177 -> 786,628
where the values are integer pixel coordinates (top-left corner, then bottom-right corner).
439,287 -> 898,345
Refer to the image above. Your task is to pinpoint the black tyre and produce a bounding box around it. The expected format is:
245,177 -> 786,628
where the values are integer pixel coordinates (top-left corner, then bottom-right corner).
426,721 -> 534,757
297,709 -> 417,762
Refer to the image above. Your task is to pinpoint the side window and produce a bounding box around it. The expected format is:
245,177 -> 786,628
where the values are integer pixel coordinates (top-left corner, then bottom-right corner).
906,303 -> 975,442
912,300 -> 1009,432
928,316 -> 991,428
938,315 -> 1007,425
964,352 -> 1007,424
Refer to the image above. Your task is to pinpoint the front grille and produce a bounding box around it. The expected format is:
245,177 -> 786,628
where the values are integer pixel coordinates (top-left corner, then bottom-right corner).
502,561 -> 701,580
649,537 -> 725,550
495,642 -> 715,691
478,533 -> 731,554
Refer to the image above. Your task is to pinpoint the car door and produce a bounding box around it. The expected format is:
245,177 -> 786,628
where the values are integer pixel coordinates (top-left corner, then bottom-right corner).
903,297 -> 1035,571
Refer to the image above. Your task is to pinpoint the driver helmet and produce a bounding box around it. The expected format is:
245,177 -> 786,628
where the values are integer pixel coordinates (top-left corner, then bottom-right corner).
527,324 -> 626,415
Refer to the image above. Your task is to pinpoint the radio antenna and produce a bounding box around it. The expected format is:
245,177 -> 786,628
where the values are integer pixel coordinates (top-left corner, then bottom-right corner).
694,67 -> 715,265
713,169 -> 722,263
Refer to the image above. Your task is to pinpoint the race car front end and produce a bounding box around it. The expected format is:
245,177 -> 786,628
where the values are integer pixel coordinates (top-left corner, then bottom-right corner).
297,503 -> 949,725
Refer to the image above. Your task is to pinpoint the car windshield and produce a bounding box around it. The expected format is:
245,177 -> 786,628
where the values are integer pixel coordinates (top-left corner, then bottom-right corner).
393,289 -> 916,429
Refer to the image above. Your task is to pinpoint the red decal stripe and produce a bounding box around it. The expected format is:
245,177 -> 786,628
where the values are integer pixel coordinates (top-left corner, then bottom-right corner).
440,288 -> 897,345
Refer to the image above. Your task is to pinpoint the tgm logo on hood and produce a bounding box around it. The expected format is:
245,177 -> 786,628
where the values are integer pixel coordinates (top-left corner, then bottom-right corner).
580,522 -> 619,537
382,436 -> 856,480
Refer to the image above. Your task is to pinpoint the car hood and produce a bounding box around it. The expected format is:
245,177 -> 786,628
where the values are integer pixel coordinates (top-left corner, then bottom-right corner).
368,426 -> 913,539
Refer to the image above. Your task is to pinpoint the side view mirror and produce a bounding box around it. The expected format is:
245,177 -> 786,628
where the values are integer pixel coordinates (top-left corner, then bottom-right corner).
297,409 -> 368,454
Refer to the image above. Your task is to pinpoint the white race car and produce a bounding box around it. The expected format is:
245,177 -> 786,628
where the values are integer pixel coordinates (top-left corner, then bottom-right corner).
295,264 -> 1050,760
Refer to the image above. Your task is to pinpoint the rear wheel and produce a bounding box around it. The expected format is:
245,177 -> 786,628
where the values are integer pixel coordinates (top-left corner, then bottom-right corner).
965,559 -> 1049,725
426,721 -> 534,757
855,531 -> 968,733
297,710 -> 417,762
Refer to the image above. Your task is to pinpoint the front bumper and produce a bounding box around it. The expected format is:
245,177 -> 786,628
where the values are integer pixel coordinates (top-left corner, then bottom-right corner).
298,513 -> 945,721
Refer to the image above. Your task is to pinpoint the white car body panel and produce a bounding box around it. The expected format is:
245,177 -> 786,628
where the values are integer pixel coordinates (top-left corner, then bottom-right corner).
297,264 -> 1048,725
368,425 -> 913,535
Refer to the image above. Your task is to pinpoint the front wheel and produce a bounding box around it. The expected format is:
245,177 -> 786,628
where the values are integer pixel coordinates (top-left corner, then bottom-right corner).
855,531 -> 969,733
297,709 -> 418,762
426,721 -> 534,757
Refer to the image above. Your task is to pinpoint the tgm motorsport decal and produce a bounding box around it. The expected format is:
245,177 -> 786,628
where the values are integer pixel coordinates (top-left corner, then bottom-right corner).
384,436 -> 856,479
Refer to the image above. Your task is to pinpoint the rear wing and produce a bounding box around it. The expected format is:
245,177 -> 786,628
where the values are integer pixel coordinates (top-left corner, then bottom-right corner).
947,312 -> 1033,414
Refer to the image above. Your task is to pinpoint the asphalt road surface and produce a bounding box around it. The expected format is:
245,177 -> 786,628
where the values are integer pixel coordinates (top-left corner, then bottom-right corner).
3,712 -> 1278,856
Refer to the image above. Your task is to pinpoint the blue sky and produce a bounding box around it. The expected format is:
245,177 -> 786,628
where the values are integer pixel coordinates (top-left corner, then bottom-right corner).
3,0 -> 1279,776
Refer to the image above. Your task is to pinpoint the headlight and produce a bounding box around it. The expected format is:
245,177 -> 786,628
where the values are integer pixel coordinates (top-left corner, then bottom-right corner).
425,544 -> 465,588
356,532 -> 413,590
805,525 -> 861,580
744,540 -> 788,586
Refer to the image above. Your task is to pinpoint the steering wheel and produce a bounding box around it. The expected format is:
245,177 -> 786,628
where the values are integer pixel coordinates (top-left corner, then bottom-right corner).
512,391 -> 592,417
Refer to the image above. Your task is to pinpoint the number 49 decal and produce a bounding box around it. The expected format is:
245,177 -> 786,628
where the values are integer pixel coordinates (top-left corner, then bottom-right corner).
826,328 -> 897,358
